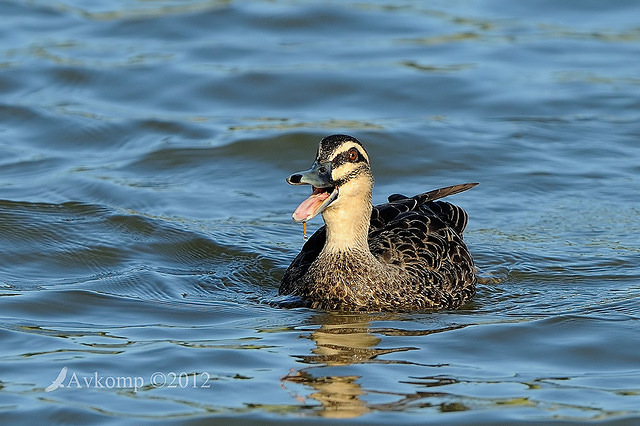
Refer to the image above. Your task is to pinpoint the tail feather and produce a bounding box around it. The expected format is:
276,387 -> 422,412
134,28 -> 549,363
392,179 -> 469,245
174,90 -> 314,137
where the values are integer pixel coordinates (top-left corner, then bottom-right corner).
413,183 -> 478,205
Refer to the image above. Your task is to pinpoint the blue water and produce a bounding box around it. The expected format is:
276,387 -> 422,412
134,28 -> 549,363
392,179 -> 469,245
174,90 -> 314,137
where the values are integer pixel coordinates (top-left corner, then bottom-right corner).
1,0 -> 639,423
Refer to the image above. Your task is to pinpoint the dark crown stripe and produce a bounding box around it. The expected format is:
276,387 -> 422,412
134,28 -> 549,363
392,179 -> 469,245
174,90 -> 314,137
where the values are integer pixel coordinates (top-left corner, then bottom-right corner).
317,134 -> 368,163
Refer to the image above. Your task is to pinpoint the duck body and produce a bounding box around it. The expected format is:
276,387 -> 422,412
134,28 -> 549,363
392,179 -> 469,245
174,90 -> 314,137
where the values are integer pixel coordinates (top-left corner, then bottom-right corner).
279,135 -> 477,312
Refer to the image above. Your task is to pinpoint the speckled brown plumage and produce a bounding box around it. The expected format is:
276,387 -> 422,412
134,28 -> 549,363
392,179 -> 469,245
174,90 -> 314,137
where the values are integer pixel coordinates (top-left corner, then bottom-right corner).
279,135 -> 477,312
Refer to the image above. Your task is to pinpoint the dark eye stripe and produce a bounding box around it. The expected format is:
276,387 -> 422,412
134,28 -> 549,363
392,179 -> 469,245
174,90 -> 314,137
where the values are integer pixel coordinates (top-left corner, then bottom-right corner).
332,148 -> 368,167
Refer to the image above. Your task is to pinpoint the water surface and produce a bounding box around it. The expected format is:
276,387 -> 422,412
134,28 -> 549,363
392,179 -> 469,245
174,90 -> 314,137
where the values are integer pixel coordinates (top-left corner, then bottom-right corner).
1,0 -> 639,423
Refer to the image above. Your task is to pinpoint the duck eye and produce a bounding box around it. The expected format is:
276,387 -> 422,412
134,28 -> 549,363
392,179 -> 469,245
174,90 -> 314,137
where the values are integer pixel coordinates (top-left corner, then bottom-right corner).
348,148 -> 358,162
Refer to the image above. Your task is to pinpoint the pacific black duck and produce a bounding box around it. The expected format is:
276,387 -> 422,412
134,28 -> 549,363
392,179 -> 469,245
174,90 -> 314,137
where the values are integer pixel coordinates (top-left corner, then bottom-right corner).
280,134 -> 477,311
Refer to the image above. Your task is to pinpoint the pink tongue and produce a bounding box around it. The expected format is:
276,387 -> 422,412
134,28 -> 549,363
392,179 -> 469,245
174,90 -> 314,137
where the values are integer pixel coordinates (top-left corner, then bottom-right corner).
293,192 -> 330,222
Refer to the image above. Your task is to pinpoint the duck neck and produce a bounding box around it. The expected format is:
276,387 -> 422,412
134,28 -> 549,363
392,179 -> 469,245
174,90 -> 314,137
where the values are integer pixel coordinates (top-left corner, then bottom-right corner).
320,194 -> 374,256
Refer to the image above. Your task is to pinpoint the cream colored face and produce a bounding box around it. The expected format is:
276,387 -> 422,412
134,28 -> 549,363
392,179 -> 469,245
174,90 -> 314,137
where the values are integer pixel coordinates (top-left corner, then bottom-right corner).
287,135 -> 373,223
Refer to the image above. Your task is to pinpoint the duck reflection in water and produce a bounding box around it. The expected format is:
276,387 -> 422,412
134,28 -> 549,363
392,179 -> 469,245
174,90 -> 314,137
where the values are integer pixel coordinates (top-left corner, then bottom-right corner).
281,312 -> 468,418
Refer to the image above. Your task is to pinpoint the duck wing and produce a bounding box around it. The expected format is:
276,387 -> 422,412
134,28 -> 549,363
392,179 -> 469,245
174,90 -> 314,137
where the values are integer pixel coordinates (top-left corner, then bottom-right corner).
367,184 -> 477,306
371,183 -> 477,234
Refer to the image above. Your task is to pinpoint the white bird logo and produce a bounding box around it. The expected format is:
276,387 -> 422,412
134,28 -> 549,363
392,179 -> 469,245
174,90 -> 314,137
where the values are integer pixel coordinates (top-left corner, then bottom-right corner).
45,367 -> 67,392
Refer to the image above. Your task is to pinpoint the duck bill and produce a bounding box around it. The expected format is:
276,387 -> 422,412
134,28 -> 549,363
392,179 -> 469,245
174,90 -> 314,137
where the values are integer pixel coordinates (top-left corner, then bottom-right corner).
291,187 -> 338,222
286,162 -> 338,223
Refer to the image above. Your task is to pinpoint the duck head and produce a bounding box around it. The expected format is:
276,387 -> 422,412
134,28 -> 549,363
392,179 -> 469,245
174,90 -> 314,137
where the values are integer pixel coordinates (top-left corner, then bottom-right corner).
287,134 -> 373,223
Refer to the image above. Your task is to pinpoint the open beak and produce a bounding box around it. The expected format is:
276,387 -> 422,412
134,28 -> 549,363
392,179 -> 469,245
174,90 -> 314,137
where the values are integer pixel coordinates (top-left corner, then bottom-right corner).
286,161 -> 338,223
